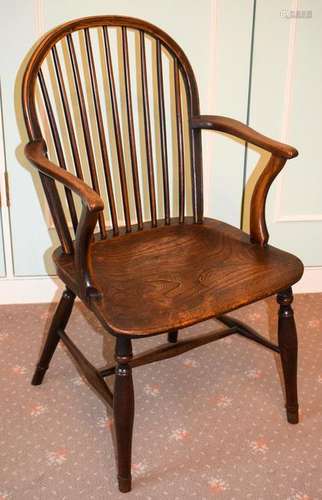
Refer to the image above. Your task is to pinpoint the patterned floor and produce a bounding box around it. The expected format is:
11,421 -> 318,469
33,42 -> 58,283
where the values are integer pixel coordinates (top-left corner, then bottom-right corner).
1,293 -> 322,499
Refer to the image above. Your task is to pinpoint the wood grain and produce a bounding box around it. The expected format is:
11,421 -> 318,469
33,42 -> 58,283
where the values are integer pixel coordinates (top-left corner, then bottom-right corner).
53,218 -> 303,336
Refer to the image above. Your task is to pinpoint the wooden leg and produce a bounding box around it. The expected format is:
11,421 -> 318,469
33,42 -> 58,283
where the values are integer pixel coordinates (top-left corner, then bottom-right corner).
277,287 -> 299,424
114,337 -> 135,493
167,330 -> 178,343
31,288 -> 75,385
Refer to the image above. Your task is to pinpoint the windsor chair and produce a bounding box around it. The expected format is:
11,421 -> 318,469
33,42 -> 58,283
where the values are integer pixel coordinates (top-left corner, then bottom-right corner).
22,16 -> 303,493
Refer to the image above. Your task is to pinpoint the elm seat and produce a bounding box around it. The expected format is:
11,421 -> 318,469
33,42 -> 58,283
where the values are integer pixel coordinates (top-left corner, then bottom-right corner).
54,218 -> 303,336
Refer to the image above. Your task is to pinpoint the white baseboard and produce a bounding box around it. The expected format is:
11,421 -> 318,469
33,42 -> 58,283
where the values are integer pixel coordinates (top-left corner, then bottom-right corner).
0,266 -> 321,305
0,276 -> 65,304
292,266 -> 322,294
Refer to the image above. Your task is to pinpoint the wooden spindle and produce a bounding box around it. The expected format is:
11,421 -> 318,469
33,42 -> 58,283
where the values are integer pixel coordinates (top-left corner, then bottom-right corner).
156,40 -> 170,225
51,45 -> 83,181
66,33 -> 106,239
103,26 -> 131,232
38,69 -> 78,233
40,173 -> 74,254
122,27 -> 143,230
174,59 -> 185,223
84,28 -> 119,235
140,31 -> 157,227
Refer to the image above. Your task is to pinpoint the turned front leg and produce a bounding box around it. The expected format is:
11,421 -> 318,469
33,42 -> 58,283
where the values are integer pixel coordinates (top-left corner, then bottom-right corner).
114,337 -> 135,493
277,287 -> 299,424
32,288 -> 75,385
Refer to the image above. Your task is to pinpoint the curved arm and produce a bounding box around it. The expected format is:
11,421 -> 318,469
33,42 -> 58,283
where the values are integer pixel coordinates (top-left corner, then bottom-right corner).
191,115 -> 298,246
250,154 -> 286,246
25,140 -> 104,212
191,115 -> 298,159
25,139 -> 104,300
74,205 -> 102,300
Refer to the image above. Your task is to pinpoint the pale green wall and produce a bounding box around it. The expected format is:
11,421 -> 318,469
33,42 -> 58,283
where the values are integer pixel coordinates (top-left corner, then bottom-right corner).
0,85 -> 6,276
244,0 -> 322,265
1,1 -> 56,276
0,0 -> 320,276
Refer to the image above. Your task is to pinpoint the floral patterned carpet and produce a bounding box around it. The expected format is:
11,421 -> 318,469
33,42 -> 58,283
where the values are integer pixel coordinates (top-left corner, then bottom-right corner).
1,293 -> 322,500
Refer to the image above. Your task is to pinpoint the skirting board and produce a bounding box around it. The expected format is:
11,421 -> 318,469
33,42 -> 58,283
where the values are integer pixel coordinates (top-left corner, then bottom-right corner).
0,266 -> 321,304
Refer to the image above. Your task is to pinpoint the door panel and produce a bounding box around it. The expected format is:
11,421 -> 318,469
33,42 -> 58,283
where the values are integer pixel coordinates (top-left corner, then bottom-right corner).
244,0 -> 321,265
1,1 -> 57,276
203,0 -> 255,227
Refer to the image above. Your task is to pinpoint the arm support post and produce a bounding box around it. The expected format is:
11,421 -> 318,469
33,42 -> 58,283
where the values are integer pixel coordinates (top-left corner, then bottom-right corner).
191,115 -> 298,245
25,140 -> 104,300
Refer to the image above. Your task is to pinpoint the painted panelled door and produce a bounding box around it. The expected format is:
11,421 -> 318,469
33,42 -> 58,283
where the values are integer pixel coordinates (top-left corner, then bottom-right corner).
0,0 -> 320,280
244,0 -> 322,266
0,89 -> 6,277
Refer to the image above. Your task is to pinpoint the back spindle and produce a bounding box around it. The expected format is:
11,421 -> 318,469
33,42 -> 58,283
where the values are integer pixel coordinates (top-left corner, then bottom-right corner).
84,28 -> 119,236
24,17 -> 201,249
140,30 -> 157,227
51,45 -> 84,181
156,39 -> 170,225
38,68 -> 79,233
67,33 -> 106,239
103,26 -> 131,232
174,59 -> 185,223
122,27 -> 143,230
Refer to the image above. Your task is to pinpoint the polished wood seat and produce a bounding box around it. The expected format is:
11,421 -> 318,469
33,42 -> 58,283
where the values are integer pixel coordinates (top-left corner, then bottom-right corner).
54,218 -> 303,336
22,15 -> 303,494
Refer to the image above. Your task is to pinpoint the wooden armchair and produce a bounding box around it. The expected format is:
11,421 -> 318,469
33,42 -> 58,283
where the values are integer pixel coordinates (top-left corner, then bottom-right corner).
22,16 -> 303,493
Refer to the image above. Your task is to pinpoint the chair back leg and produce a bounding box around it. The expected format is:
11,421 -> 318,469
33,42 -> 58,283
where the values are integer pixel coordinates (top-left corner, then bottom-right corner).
31,288 -> 75,385
113,337 -> 135,493
167,330 -> 178,343
277,287 -> 299,424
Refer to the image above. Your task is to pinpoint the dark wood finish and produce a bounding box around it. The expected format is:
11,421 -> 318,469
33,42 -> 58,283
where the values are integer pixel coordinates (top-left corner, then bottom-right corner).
38,69 -> 79,233
25,140 -> 104,212
32,288 -> 75,385
25,140 -> 104,300
114,337 -> 134,493
103,26 -> 131,232
250,155 -> 286,246
191,115 -> 298,247
67,33 -> 106,239
174,59 -> 185,223
59,329 -> 113,407
39,173 -> 74,255
122,27 -> 143,230
84,28 -> 119,235
22,16 -> 303,493
51,45 -> 84,181
140,30 -> 157,227
217,314 -> 280,353
191,115 -> 298,159
167,330 -> 178,343
156,39 -> 170,225
277,288 -> 299,424
52,218 -> 303,336
99,326 -> 236,378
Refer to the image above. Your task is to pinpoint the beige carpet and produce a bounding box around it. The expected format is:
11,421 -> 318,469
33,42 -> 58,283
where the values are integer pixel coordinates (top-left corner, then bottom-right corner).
1,293 -> 322,499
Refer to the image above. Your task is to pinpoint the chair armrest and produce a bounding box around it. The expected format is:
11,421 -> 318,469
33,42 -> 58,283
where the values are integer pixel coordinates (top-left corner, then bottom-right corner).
25,140 -> 104,212
191,115 -> 298,159
249,155 -> 286,246
25,139 -> 104,300
191,115 -> 298,246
